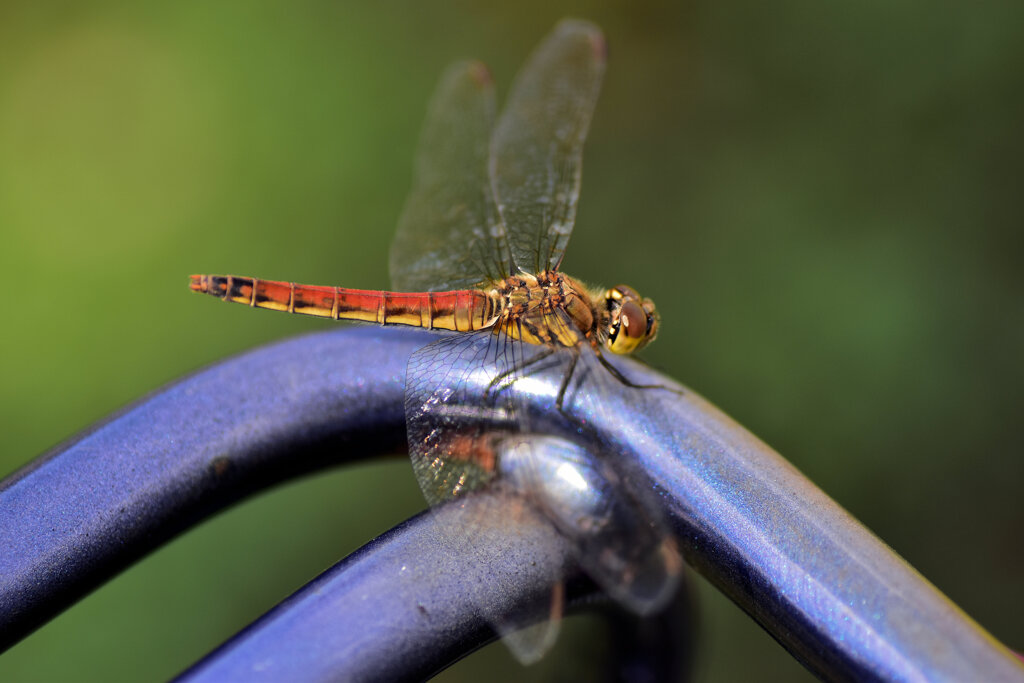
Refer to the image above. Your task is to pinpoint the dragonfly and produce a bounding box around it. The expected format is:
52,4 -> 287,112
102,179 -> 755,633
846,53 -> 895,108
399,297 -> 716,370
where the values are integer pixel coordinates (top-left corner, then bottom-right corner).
191,19 -> 680,663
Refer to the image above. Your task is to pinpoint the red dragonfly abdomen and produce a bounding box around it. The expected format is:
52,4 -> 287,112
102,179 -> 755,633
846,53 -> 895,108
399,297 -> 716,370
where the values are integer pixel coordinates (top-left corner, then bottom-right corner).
189,274 -> 499,333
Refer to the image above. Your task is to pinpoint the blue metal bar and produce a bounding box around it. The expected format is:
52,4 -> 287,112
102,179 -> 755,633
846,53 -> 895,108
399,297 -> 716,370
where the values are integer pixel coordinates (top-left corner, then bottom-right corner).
176,503 -> 694,682
0,327 -> 410,649
1,327 -> 1021,680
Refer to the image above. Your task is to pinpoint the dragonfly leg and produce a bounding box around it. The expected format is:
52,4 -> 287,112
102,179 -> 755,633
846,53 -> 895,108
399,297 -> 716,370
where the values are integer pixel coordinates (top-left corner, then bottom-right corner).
484,345 -> 559,401
593,347 -> 683,396
554,350 -> 580,412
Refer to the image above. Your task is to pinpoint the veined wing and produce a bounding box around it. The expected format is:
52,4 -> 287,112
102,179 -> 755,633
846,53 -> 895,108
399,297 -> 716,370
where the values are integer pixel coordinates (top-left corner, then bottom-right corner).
405,332 -> 681,662
405,330 -> 561,507
490,19 -> 606,275
390,61 -> 512,293
405,331 -> 570,663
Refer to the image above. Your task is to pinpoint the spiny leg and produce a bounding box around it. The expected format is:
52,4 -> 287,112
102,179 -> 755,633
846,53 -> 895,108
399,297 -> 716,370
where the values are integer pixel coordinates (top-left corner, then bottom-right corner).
485,343 -> 559,401
555,349 -> 580,412
544,312 -> 584,412
594,346 -> 683,395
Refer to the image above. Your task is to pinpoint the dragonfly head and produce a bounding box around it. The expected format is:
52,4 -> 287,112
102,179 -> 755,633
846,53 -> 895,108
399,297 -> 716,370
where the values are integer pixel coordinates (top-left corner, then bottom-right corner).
603,285 -> 659,355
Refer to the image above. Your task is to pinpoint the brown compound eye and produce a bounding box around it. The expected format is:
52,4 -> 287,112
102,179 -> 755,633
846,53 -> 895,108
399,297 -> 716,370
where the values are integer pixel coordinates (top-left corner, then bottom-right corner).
605,287 -> 658,354
613,285 -> 640,301
620,301 -> 648,339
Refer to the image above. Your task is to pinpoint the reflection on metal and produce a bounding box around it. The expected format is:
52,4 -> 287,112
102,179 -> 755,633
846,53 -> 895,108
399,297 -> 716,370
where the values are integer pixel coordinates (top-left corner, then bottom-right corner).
417,432 -> 682,663
496,435 -> 680,616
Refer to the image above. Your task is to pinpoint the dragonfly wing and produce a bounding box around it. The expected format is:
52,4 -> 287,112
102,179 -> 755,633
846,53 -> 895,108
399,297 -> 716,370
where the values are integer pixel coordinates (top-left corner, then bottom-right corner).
390,61 -> 512,293
406,331 -> 571,663
405,330 -> 566,505
490,19 -> 606,275
429,488 -> 565,666
552,346 -> 683,614
497,568 -> 564,665
405,330 -> 681,660
406,332 -> 506,506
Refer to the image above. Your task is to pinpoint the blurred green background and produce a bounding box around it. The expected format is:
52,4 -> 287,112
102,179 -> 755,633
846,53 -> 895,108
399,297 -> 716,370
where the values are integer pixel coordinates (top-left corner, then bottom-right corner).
1,1 -> 1021,680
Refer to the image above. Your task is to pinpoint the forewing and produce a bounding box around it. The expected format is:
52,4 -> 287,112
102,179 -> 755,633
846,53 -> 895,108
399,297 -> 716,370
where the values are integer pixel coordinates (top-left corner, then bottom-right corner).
390,61 -> 512,293
490,19 -> 606,275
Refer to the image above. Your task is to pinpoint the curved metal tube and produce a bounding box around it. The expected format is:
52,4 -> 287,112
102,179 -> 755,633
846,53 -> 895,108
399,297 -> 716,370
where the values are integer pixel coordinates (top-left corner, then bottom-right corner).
0,327 -> 688,680
177,501 -> 693,682
0,327 -> 409,649
1,327 -> 1021,681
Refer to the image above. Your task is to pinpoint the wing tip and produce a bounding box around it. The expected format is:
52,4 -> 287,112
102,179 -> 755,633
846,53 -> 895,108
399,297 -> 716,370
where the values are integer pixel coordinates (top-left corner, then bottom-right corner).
466,60 -> 493,88
554,18 -> 607,62
441,59 -> 493,92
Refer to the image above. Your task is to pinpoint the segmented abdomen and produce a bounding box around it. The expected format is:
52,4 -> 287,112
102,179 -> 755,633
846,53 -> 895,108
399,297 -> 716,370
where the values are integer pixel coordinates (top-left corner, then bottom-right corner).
189,274 -> 497,332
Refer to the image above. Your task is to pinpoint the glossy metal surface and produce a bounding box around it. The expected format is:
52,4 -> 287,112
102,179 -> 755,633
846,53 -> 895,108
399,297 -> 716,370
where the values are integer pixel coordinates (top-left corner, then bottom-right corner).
0,326 -> 410,649
177,489 -> 692,682
2,327 -> 1021,680
177,497 -> 577,681
561,358 -> 1024,681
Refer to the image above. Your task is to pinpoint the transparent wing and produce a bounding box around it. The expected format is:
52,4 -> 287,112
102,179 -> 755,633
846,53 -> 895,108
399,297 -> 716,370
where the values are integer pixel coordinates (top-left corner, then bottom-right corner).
405,331 -> 681,661
390,61 -> 513,293
490,19 -> 606,275
405,330 -> 564,506
406,331 -> 568,663
553,347 -> 683,614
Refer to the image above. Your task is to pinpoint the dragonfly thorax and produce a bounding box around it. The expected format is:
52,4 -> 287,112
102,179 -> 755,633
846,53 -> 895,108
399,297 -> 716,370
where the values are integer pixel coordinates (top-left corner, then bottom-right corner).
490,271 -> 658,356
491,271 -> 594,349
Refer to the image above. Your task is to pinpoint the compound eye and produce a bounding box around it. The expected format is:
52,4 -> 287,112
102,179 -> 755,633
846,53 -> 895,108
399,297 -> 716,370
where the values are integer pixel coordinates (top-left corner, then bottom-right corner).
620,301 -> 648,340
612,284 -> 639,301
